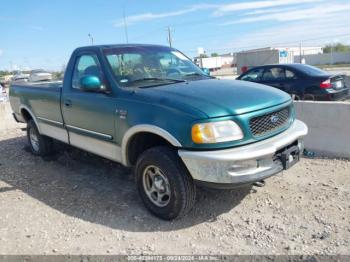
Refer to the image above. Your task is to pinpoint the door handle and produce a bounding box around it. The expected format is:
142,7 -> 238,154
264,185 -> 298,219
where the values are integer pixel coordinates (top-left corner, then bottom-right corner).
64,99 -> 72,107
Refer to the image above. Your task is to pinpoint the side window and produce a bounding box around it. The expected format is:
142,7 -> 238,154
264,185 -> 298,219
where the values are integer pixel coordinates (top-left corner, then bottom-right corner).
262,67 -> 285,81
72,54 -> 102,89
240,68 -> 264,81
286,69 -> 297,80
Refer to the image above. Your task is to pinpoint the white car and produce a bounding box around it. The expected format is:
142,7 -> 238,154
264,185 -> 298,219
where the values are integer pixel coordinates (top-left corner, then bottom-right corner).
29,69 -> 52,82
12,72 -> 29,82
0,84 -> 7,102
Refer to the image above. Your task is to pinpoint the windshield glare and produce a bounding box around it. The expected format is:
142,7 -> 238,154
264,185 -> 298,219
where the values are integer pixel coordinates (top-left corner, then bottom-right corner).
104,46 -> 208,87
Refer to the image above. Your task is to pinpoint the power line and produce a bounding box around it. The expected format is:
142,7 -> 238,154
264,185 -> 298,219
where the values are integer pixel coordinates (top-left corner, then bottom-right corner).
131,26 -> 168,41
130,13 -> 230,42
129,18 -> 350,54
179,33 -> 350,54
197,33 -> 350,51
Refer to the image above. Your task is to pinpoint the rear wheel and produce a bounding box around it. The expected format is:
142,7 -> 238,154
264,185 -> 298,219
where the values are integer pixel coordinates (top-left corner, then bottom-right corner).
27,119 -> 54,156
303,94 -> 315,101
135,146 -> 196,220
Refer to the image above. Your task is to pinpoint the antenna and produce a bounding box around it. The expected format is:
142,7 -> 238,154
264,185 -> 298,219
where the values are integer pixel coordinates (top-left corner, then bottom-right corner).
167,27 -> 173,47
123,6 -> 129,43
88,33 -> 94,45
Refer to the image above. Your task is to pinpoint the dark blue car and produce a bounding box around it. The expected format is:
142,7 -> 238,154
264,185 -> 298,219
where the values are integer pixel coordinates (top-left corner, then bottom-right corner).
237,64 -> 349,101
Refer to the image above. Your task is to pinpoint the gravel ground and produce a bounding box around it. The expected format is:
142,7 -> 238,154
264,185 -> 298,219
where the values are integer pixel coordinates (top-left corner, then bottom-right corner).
0,111 -> 350,255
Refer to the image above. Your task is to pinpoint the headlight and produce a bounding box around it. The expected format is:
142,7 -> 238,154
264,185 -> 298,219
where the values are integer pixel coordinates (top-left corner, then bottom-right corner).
191,120 -> 243,144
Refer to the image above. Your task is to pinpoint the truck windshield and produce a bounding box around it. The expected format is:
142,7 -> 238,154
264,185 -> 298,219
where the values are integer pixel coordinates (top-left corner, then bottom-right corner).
104,46 -> 210,88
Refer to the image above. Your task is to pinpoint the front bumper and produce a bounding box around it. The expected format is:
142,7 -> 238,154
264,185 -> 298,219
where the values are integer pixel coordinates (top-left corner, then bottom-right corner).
178,119 -> 308,187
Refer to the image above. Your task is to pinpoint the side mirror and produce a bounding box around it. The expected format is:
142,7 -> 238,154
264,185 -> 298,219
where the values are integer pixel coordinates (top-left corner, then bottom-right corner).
201,68 -> 210,75
80,75 -> 102,92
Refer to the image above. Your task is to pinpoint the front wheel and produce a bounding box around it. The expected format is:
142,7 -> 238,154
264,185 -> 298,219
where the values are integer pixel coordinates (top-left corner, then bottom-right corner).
135,146 -> 196,220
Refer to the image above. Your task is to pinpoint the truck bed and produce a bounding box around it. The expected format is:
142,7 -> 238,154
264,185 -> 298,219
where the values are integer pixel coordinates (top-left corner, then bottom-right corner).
12,80 -> 63,89
9,80 -> 64,125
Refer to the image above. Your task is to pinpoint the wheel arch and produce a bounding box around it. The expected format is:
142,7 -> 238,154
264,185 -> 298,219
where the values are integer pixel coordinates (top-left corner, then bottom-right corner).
19,105 -> 41,133
121,124 -> 182,166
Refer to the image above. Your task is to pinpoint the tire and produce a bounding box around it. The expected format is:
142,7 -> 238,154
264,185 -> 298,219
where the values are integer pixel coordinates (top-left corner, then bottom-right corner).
303,94 -> 315,101
292,94 -> 301,101
27,119 -> 54,156
135,146 -> 196,220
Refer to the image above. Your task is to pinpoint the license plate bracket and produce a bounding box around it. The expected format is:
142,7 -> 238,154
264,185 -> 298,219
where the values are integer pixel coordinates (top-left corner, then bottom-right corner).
279,145 -> 300,170
335,81 -> 343,89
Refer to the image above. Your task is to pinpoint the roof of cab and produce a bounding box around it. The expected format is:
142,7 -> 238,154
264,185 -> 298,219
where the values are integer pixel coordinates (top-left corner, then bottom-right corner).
74,43 -> 173,52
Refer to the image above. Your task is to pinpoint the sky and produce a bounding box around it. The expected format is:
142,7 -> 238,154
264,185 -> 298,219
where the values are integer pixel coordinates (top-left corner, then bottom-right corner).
1,0 -> 350,71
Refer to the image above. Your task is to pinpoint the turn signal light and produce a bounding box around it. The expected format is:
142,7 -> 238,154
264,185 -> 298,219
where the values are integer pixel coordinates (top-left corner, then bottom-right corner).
191,120 -> 243,144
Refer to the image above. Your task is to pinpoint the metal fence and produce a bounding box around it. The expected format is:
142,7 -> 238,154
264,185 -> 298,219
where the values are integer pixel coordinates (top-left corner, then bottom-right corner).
294,51 -> 350,65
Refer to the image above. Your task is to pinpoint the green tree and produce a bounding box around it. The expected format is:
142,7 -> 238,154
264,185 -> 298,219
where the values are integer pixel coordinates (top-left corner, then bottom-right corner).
0,71 -> 11,77
52,71 -> 64,80
323,43 -> 350,53
211,53 -> 219,57
199,53 -> 208,58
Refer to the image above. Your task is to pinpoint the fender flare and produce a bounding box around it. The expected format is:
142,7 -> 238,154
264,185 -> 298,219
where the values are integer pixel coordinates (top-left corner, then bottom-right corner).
121,124 -> 182,166
19,105 -> 41,133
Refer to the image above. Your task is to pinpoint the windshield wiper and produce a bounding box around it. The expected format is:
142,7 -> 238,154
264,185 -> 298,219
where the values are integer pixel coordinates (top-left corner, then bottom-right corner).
131,77 -> 186,83
184,72 -> 214,78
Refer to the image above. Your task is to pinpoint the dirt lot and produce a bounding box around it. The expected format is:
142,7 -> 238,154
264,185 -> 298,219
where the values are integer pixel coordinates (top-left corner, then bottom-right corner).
0,105 -> 350,255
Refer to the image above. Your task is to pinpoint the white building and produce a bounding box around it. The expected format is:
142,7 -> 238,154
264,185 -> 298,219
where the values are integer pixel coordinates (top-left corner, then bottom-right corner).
236,46 -> 322,74
242,46 -> 322,56
279,46 -> 323,56
194,54 -> 235,70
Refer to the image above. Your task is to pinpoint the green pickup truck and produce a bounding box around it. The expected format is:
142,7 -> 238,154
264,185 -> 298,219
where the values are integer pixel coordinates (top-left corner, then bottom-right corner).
10,44 -> 308,220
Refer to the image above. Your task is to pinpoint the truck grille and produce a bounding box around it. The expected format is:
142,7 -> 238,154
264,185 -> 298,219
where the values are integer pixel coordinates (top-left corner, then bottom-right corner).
249,107 -> 290,137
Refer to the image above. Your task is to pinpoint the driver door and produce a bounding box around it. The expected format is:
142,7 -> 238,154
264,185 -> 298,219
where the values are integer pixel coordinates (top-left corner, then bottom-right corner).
61,53 -> 121,162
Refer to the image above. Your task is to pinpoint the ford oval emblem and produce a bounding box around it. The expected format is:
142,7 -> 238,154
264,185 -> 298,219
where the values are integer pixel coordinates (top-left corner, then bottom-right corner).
270,115 -> 279,124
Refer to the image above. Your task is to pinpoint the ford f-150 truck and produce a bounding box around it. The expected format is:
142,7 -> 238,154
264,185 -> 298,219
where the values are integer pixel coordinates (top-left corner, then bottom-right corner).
10,44 -> 308,220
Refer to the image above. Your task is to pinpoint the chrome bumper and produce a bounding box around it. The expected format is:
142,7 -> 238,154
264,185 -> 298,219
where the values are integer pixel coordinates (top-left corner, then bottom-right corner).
178,120 -> 308,186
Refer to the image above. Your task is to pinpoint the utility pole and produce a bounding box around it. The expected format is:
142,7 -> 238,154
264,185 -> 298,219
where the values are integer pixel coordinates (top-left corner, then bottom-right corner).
123,6 -> 129,43
167,27 -> 172,48
331,45 -> 334,65
88,33 -> 94,45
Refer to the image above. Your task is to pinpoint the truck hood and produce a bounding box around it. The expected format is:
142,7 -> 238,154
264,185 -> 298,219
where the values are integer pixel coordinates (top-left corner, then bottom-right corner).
139,79 -> 291,118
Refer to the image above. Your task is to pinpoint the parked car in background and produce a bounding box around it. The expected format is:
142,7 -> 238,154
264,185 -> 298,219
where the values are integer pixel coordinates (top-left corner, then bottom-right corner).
0,75 -> 14,85
12,71 -> 30,82
0,84 -> 8,102
237,64 -> 349,101
29,69 -> 53,82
